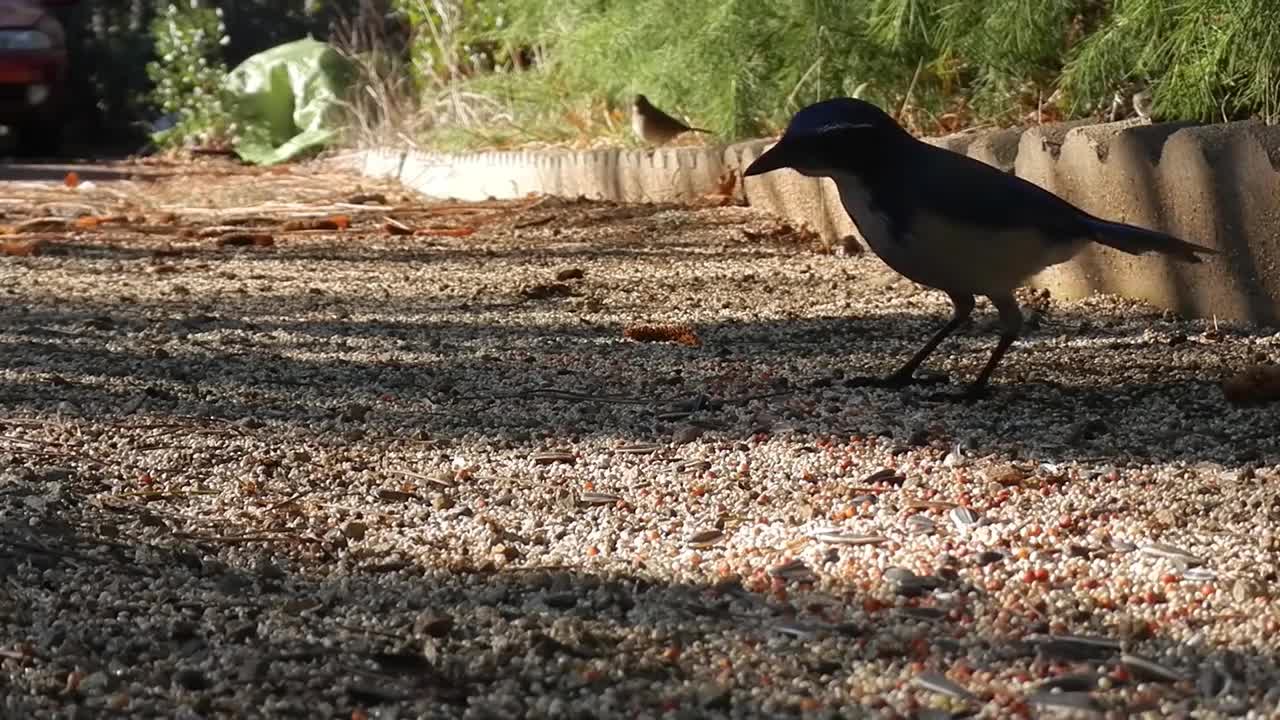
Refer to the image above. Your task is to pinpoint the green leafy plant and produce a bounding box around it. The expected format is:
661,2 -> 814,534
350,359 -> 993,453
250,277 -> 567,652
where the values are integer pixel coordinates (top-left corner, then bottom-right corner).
350,0 -> 1280,151
145,3 -> 236,150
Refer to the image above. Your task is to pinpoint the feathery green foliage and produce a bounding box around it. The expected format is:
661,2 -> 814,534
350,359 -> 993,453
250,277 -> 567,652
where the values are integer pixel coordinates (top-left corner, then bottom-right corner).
396,0 -> 1280,149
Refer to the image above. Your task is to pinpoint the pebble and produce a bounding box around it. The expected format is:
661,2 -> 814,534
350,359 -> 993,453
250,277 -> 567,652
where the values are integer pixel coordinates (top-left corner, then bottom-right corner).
769,560 -> 815,582
672,425 -> 706,445
687,529 -> 724,548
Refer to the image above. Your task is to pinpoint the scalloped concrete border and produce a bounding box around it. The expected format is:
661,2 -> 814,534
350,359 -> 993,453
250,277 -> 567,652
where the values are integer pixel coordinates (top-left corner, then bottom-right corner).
339,120 -> 1280,325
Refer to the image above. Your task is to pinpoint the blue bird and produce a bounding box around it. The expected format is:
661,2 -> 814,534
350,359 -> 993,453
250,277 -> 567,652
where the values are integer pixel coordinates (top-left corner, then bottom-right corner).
743,97 -> 1216,399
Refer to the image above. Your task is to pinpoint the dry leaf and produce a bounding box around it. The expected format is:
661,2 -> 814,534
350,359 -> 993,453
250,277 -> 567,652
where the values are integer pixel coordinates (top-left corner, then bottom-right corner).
717,169 -> 738,196
0,239 -> 43,256
74,215 -> 130,229
281,215 -> 350,232
217,233 -> 274,248
623,323 -> 701,347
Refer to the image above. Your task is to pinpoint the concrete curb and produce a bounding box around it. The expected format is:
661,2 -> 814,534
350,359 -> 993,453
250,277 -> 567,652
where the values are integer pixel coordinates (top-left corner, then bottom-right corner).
339,120 -> 1280,325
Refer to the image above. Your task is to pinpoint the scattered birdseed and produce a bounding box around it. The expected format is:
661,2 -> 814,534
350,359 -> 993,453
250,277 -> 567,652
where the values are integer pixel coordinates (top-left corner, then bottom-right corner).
912,670 -> 975,700
4,165 -> 1280,717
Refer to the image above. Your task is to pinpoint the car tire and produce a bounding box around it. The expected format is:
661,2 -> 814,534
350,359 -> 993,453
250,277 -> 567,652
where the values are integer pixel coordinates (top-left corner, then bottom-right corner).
15,120 -> 64,158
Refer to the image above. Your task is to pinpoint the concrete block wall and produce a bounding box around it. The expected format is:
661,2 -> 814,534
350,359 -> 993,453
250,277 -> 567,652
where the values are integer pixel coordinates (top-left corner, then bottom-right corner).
344,119 -> 1280,326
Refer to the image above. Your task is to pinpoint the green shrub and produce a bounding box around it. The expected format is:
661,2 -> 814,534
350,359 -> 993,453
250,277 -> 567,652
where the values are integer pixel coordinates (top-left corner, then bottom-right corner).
1062,0 -> 1280,122
145,3 -> 236,150
391,0 -> 1280,150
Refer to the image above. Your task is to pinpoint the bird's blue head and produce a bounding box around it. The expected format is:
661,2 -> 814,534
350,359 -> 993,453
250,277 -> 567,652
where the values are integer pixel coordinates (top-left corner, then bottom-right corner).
744,98 -> 907,178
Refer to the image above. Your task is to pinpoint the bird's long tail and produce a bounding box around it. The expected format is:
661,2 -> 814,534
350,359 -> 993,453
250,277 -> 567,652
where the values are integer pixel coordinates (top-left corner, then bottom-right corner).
1085,217 -> 1216,264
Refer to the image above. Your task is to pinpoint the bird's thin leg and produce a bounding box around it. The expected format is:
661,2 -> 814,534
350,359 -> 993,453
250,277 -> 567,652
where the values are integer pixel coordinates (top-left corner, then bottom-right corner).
882,292 -> 975,386
962,293 -> 1024,399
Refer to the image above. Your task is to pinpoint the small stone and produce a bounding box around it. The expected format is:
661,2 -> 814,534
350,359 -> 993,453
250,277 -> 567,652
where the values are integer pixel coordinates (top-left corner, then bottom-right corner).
976,550 -> 1005,566
173,669 -> 208,691
415,614 -> 453,638
769,559 -> 814,582
862,468 -> 905,485
1232,578 -> 1260,603
687,529 -> 724,548
238,657 -> 269,683
1197,665 -> 1228,698
672,425 -> 705,445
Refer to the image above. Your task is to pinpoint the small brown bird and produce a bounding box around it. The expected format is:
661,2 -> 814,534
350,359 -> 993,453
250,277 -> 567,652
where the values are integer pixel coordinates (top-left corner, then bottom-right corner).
631,94 -> 710,145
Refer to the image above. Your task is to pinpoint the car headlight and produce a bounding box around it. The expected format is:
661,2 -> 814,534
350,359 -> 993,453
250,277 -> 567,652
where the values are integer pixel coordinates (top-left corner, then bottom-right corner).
0,30 -> 53,51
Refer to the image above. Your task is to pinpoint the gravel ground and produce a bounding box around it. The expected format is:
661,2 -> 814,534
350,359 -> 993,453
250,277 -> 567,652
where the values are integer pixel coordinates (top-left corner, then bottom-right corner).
2,159 -> 1280,719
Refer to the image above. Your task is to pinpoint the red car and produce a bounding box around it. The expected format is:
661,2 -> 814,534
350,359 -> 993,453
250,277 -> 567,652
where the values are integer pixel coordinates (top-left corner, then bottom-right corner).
0,0 -> 75,156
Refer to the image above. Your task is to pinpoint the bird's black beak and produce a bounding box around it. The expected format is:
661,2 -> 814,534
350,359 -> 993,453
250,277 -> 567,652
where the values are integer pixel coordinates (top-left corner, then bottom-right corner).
743,140 -> 794,177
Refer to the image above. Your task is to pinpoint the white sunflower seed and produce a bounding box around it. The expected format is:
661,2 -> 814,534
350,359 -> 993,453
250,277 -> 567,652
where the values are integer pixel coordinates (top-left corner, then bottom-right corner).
532,450 -> 575,465
905,514 -> 936,534
1028,691 -> 1100,712
1183,567 -> 1217,582
949,506 -> 981,529
578,492 -> 622,506
614,443 -> 664,455
1140,542 -> 1204,565
772,621 -> 819,639
812,531 -> 889,547
1121,653 -> 1187,683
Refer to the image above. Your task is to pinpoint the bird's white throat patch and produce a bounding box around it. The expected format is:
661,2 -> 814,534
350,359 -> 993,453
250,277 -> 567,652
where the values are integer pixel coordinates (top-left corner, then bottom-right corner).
829,172 -> 898,256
